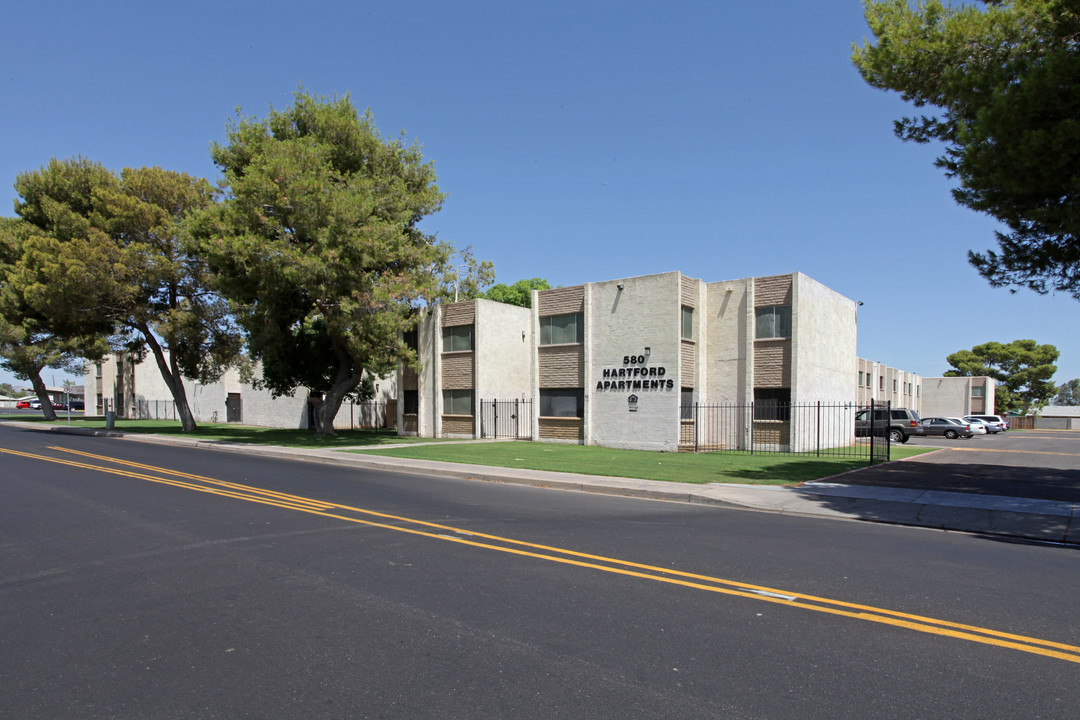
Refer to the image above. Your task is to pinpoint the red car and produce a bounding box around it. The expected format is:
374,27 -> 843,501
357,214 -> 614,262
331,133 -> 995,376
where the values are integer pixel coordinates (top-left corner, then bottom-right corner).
15,400 -> 32,409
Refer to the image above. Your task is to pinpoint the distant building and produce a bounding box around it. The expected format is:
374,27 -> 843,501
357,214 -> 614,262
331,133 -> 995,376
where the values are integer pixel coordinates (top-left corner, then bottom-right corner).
84,355 -> 397,430
919,376 -> 996,417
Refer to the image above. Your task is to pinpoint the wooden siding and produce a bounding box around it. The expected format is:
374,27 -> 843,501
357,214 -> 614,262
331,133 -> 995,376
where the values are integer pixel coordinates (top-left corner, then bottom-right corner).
754,340 -> 791,387
537,286 -> 585,316
538,345 -> 584,387
442,302 -> 476,326
754,274 -> 793,307
441,352 -> 474,389
538,418 -> 584,441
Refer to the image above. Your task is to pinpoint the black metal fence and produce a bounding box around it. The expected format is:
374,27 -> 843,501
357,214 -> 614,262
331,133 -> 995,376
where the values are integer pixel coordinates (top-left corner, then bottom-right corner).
679,401 -> 890,462
480,399 -> 533,440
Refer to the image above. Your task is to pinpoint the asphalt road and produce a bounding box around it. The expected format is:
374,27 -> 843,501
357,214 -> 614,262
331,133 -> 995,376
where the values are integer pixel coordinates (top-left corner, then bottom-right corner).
846,429 -> 1080,502
2,425 -> 1079,719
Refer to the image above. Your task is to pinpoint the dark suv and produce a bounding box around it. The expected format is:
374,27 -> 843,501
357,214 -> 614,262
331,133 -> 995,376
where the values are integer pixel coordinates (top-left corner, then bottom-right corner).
855,407 -> 923,444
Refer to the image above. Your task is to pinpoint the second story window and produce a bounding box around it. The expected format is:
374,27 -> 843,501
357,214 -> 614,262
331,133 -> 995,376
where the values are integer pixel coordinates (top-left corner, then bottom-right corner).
540,313 -> 583,345
681,306 -> 694,340
442,324 -> 473,352
755,305 -> 791,339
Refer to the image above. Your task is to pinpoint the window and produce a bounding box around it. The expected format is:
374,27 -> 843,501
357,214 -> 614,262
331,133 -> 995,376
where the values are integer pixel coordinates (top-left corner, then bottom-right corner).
753,388 -> 791,421
403,327 -> 419,352
879,375 -> 884,390
403,390 -> 418,415
442,389 -> 473,415
681,306 -> 694,340
972,385 -> 986,397
539,388 -> 583,417
442,324 -> 473,352
893,379 -> 898,392
680,388 -> 695,420
755,305 -> 791,339
540,313 -> 583,345
858,371 -> 865,386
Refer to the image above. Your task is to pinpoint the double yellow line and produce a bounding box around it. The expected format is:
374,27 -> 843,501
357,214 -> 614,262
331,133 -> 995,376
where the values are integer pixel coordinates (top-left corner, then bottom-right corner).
5,444 -> 1080,665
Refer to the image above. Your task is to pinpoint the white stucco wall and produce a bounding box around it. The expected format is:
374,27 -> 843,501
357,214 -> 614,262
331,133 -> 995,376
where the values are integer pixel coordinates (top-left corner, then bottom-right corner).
789,273 -> 858,451
586,273 -> 682,451
475,299 -> 532,400
791,273 -> 857,404
703,278 -> 752,405
87,352 -> 393,430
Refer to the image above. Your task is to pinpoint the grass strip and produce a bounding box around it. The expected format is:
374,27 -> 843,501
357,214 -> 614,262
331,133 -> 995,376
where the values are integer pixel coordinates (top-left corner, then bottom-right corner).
352,441 -> 933,485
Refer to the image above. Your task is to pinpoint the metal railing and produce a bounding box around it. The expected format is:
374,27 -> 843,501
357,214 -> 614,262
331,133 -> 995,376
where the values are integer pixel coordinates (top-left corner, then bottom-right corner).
480,399 -> 533,440
679,400 -> 890,462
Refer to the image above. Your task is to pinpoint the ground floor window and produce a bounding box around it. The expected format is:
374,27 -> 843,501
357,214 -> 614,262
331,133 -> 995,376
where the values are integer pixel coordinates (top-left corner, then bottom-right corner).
753,388 -> 790,421
540,388 -> 583,418
403,390 -> 418,415
680,388 -> 695,420
442,389 -> 474,415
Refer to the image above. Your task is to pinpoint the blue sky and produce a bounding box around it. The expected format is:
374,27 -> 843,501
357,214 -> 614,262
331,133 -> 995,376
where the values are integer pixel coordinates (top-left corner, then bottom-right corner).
2,0 -> 1077,391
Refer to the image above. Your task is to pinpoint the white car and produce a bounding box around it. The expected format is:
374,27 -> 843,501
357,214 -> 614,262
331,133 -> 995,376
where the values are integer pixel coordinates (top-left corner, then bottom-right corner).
964,417 -> 989,435
965,415 -> 1007,433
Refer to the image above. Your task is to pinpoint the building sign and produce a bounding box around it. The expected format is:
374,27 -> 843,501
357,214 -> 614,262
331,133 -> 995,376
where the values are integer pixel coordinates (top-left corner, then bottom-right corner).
595,353 -> 675,391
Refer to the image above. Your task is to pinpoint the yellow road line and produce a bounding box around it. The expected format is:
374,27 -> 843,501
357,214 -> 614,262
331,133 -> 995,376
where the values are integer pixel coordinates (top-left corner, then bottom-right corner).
6,445 -> 1080,664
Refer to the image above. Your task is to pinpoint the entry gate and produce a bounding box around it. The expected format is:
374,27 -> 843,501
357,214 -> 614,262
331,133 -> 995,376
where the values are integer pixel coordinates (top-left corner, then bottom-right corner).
480,399 -> 532,440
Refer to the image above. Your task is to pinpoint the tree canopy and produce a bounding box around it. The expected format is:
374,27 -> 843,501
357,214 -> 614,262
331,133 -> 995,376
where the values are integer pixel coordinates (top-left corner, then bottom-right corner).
7,157 -> 242,430
852,0 -> 1080,298
944,339 -> 1059,413
1051,378 -> 1080,405
477,278 -> 552,308
190,90 -> 455,435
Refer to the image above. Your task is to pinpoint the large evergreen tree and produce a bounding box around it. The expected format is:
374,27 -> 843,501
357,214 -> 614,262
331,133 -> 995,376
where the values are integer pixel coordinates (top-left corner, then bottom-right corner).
9,158 -> 242,431
0,216 -> 110,419
944,339 -> 1059,413
852,0 -> 1080,298
191,90 -> 453,435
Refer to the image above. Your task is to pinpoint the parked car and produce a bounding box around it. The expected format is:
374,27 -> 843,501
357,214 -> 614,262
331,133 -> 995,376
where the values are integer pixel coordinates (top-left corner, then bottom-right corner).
965,415 -> 1007,433
965,417 -> 989,435
68,400 -> 85,411
855,407 -> 924,443
15,400 -> 32,409
29,400 -> 42,410
921,416 -> 975,439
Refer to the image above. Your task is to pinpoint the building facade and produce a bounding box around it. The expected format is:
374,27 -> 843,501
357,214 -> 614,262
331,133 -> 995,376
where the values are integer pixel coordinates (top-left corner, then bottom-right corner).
85,354 -> 398,430
856,358 -> 923,412
400,270 -> 859,452
919,376 -> 996,417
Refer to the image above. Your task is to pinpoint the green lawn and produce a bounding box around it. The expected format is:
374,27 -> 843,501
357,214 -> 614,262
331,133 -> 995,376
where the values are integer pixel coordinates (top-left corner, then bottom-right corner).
2,415 -> 932,484
352,441 -> 933,486
0,416 -> 456,449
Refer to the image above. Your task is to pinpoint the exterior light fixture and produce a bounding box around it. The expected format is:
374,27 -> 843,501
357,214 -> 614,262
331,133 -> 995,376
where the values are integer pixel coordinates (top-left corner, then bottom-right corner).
617,283 -> 625,290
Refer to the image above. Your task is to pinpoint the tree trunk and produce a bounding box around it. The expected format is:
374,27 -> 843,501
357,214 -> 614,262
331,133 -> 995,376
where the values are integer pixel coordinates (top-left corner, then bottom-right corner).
139,324 -> 198,432
315,348 -> 364,437
28,370 -> 58,421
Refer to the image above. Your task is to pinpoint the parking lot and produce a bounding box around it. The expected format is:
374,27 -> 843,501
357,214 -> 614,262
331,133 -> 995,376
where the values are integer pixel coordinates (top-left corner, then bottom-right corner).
849,429 -> 1080,503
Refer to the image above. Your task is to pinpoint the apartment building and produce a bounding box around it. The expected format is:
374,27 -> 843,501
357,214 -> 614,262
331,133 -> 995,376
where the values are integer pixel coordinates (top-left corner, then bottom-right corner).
400,270 -> 858,452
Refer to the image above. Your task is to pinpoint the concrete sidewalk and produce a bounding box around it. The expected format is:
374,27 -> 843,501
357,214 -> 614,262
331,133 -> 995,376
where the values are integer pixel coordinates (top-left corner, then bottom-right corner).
12,422 -> 1080,546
